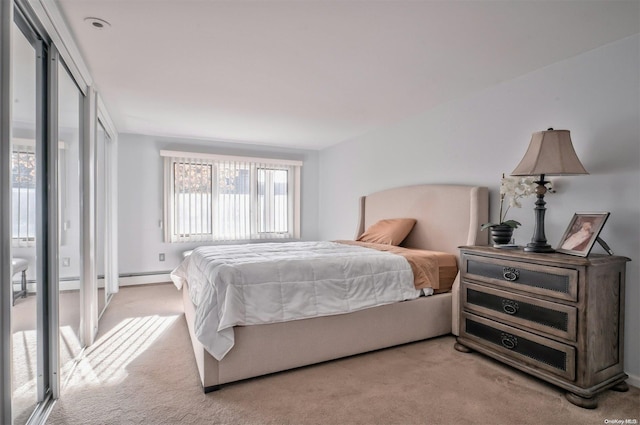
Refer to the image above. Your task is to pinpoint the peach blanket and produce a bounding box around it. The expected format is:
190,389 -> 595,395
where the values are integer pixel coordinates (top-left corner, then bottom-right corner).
336,240 -> 458,292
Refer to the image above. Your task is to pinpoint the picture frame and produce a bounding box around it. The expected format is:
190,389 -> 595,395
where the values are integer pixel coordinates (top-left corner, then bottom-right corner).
556,212 -> 610,257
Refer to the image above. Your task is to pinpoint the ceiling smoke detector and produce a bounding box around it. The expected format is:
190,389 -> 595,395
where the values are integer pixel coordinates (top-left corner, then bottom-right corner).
84,17 -> 111,30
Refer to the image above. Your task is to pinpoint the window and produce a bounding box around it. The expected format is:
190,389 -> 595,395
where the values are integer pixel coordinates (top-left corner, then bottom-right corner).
11,142 -> 36,246
162,151 -> 302,242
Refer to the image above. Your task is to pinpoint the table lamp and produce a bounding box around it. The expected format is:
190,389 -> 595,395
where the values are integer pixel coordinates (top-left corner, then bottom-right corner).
511,128 -> 588,253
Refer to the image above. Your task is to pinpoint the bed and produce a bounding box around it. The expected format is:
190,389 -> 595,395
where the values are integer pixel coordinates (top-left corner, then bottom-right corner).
173,184 -> 488,392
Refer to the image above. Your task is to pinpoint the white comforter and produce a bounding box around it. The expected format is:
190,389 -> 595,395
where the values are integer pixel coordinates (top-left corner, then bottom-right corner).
170,241 -> 421,360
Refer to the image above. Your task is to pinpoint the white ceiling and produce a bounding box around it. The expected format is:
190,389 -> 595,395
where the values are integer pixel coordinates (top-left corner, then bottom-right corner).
56,0 -> 639,150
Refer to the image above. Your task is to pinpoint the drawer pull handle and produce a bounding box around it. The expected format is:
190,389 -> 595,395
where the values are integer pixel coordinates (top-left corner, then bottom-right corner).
502,267 -> 520,281
501,333 -> 518,350
502,300 -> 519,315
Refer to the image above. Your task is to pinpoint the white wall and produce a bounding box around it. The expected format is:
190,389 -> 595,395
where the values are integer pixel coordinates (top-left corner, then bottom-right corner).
118,133 -> 319,275
318,35 -> 640,381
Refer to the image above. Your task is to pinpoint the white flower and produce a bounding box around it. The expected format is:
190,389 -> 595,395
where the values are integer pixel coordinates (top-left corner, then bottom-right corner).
498,174 -> 539,224
482,174 -> 553,230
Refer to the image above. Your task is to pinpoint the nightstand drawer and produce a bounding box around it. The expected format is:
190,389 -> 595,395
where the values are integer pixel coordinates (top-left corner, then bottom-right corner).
463,282 -> 577,341
461,313 -> 576,381
463,254 -> 578,302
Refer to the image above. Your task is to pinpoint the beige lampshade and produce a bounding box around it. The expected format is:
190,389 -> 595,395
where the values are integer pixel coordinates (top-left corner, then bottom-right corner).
511,129 -> 589,176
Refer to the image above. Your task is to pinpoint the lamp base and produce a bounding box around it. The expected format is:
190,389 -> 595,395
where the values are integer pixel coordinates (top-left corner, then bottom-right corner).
524,243 -> 555,253
524,175 -> 555,254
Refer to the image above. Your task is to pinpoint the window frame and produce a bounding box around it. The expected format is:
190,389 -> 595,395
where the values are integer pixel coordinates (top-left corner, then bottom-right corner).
161,150 -> 302,243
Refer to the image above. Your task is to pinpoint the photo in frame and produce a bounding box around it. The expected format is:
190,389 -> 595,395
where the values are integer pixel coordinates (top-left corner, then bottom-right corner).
556,212 -> 610,257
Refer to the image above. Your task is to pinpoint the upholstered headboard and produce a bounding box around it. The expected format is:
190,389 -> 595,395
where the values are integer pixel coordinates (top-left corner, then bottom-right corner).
355,184 -> 489,256
355,184 -> 489,336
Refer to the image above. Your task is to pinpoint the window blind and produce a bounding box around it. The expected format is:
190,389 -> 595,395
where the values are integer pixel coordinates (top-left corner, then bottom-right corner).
162,151 -> 301,243
11,143 -> 36,247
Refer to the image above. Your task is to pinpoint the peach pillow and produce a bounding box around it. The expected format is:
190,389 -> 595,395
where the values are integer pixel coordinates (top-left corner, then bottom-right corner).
357,218 -> 417,246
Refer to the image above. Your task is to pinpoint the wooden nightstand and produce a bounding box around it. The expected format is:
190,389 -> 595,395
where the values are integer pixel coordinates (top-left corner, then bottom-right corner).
454,246 -> 630,409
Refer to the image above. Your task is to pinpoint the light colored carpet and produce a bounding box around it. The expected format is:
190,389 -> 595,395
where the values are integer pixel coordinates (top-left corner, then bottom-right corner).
47,283 -> 639,425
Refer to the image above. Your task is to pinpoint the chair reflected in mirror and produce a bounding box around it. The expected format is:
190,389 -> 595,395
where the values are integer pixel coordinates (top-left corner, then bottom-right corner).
11,258 -> 28,305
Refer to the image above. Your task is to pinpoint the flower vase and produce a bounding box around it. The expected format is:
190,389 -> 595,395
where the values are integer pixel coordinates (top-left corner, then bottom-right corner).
490,224 -> 514,246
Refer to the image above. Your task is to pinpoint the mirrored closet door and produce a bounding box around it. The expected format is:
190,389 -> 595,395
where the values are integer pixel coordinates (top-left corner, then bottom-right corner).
96,116 -> 118,319
97,121 -> 108,315
3,1 -> 118,422
57,61 -> 83,389
10,16 -> 40,425
9,6 -> 87,422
